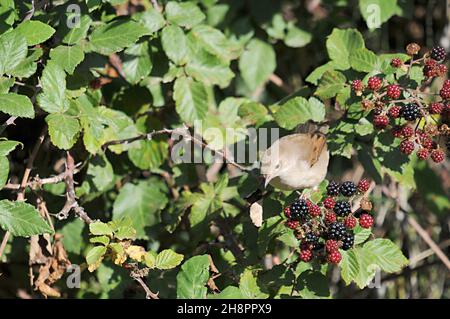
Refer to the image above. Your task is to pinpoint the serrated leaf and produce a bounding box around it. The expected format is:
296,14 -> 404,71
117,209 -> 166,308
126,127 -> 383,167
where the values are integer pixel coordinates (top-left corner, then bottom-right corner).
173,76 -> 208,125
0,93 -> 34,118
190,25 -> 240,62
0,140 -> 21,156
122,42 -> 152,84
37,62 -> 69,113
350,48 -> 379,72
62,14 -> 92,45
15,20 -> 55,46
359,0 -> 401,30
176,255 -> 210,299
326,28 -> 365,70
315,70 -> 346,99
49,45 -> 85,74
128,139 -> 168,170
239,39 -> 276,91
239,269 -> 269,299
136,7 -> 165,34
86,245 -> 107,272
354,226 -> 372,245
112,179 -> 168,239
89,19 -> 149,55
284,25 -> 312,48
305,62 -> 335,85
90,235 -> 110,246
339,250 -> 360,285
273,96 -> 325,130
161,25 -> 188,65
46,113 -> 80,149
0,77 -> 14,93
0,30 -> 27,75
0,156 -> 9,189
155,249 -> 184,270
363,238 -> 408,273
89,221 -> 113,237
165,1 -> 205,29
0,200 -> 53,236
144,251 -> 157,268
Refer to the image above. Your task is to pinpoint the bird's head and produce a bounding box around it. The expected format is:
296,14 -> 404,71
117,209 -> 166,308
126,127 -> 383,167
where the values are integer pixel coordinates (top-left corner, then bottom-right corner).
260,145 -> 287,188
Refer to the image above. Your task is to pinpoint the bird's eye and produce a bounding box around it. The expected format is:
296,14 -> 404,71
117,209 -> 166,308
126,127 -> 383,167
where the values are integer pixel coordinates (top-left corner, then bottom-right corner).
275,163 -> 281,170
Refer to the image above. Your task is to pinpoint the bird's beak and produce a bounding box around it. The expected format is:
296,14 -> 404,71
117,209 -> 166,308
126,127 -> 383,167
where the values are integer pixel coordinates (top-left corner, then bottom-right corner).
264,175 -> 274,188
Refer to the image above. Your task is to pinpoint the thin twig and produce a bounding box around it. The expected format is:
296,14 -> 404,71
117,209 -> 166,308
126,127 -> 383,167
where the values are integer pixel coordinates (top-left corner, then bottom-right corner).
129,265 -> 159,299
0,116 -> 17,135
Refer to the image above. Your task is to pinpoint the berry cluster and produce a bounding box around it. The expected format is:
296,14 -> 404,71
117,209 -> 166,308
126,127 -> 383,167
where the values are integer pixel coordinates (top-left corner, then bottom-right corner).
284,179 -> 374,265
351,44 -> 450,163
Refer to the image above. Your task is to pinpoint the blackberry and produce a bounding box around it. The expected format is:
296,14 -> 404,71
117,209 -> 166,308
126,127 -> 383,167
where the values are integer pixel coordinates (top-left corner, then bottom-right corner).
341,231 -> 354,250
390,58 -> 402,68
290,199 -> 309,220
305,232 -> 319,246
401,103 -> 421,121
388,106 -> 401,118
327,222 -> 347,240
400,140 -> 415,155
326,181 -> 340,196
357,179 -> 370,193
429,102 -> 444,114
353,209 -> 371,218
339,181 -> 357,197
406,43 -> 420,55
327,250 -> 342,264
359,214 -> 374,229
367,76 -> 382,91
431,149 -> 445,163
333,201 -> 351,216
416,148 -> 429,160
386,84 -> 401,99
430,46 -> 446,61
373,115 -> 389,129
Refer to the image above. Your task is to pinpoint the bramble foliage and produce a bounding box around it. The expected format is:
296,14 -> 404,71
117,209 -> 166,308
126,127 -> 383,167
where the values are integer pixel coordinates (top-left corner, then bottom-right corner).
0,0 -> 448,299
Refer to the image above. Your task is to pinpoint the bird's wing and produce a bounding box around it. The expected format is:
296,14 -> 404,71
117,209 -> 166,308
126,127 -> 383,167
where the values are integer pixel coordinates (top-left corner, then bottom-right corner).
307,134 -> 327,167
281,133 -> 327,167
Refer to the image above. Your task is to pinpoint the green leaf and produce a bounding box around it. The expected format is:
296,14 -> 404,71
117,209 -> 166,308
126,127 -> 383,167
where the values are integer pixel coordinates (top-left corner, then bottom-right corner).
0,30 -> 27,75
90,235 -> 110,246
350,48 -> 379,72
190,25 -> 240,62
209,286 -> 243,299
161,25 -> 188,65
315,70 -> 346,99
89,19 -> 149,55
135,7 -> 165,34
354,226 -> 372,245
305,62 -> 335,85
173,76 -> 208,125
0,77 -> 14,93
128,139 -> 168,170
155,249 -> 184,270
359,0 -> 400,30
176,255 -> 210,299
122,42 -> 152,84
284,25 -> 312,48
86,245 -> 107,272
89,221 -> 113,237
144,251 -> 157,268
112,179 -> 168,239
239,269 -> 269,299
62,14 -> 92,45
0,156 -> 9,189
37,62 -> 69,113
273,96 -> 325,130
326,28 -> 365,70
78,155 -> 114,199
297,270 -> 331,298
0,140 -> 21,156
61,219 -> 84,254
239,101 -> 271,127
15,20 -> 55,46
0,93 -> 34,118
46,113 -> 80,149
0,200 -> 53,236
165,1 -> 205,29
339,249 -> 360,285
363,239 -> 408,273
239,39 -> 276,91
49,45 -> 85,74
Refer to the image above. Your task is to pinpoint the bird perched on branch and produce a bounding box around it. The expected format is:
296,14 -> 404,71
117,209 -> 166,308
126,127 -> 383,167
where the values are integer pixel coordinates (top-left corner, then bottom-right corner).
260,133 -> 329,190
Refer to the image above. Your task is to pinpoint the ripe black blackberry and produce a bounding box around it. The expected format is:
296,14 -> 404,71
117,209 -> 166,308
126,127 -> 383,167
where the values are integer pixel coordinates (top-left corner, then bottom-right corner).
430,46 -> 446,61
327,222 -> 347,240
326,181 -> 340,196
339,181 -> 357,197
401,103 -> 421,121
289,199 -> 309,220
333,201 -> 351,217
341,231 -> 354,250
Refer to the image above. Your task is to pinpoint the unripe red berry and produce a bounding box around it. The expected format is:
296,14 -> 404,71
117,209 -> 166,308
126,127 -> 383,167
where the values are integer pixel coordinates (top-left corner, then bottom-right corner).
373,114 -> 389,129
283,207 -> 291,218
308,204 -> 322,217
419,134 -> 434,149
392,126 -> 403,138
386,84 -> 402,99
324,211 -> 337,224
416,148 -> 429,160
325,240 -> 339,253
367,76 -> 382,91
429,102 -> 444,114
401,126 -> 414,138
323,197 -> 336,209
400,139 -> 415,155
388,106 -> 401,118
299,249 -> 313,262
327,250 -> 342,264
351,79 -> 364,92
357,179 -> 370,193
344,215 -> 357,229
390,58 -> 402,68
440,86 -> 450,99
359,213 -> 374,229
406,43 -> 420,55
437,64 -> 448,76
286,220 -> 299,229
430,149 -> 445,163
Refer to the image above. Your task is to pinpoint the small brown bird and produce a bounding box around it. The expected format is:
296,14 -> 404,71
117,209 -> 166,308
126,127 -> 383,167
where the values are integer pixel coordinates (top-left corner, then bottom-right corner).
260,133 -> 329,190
